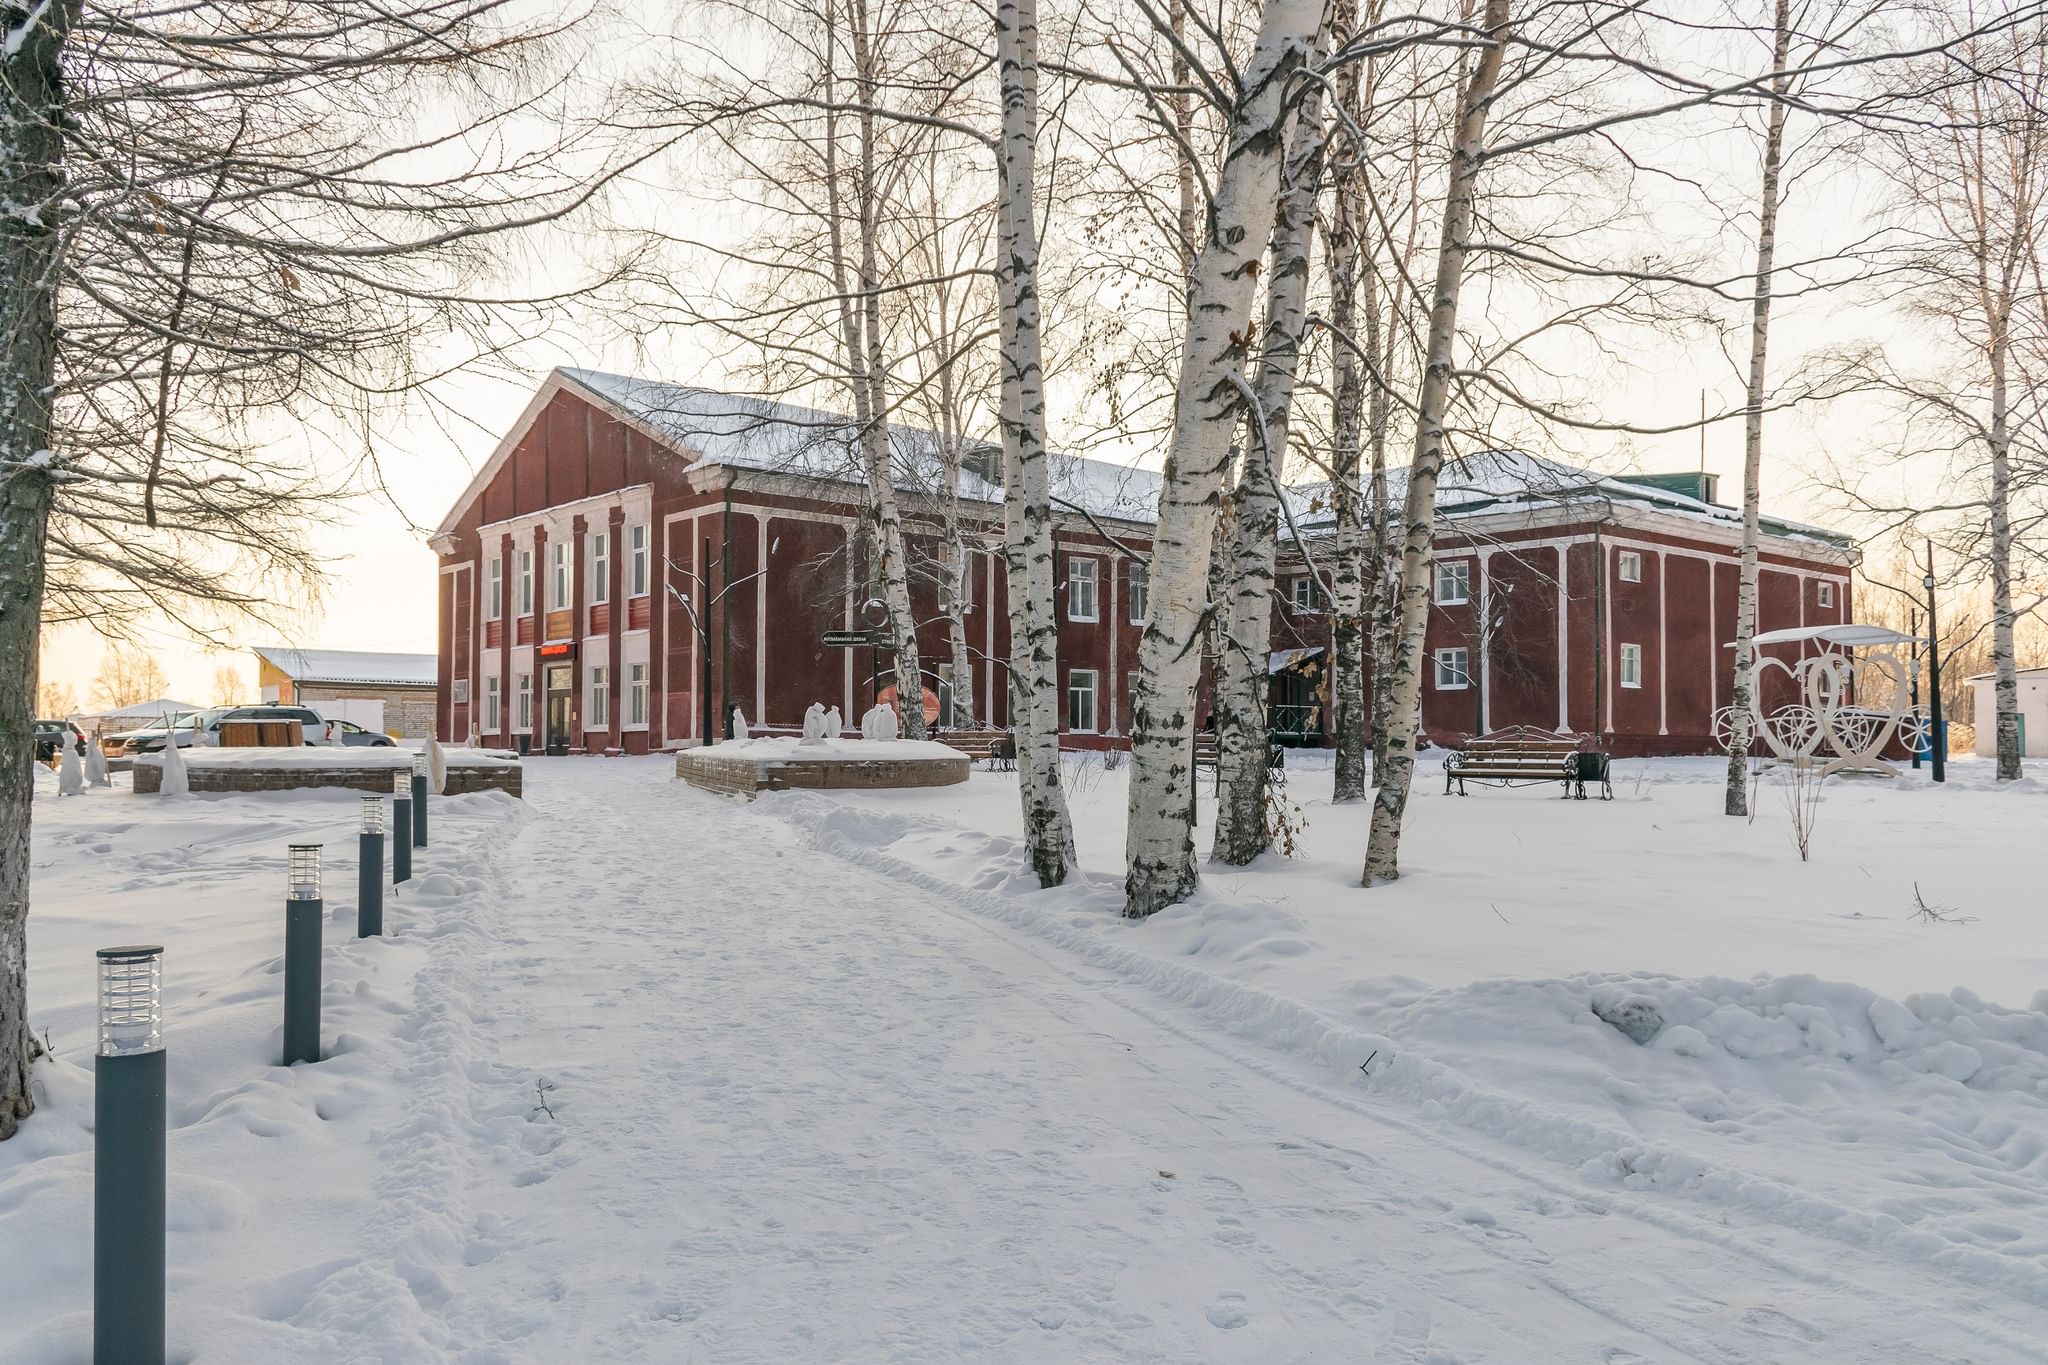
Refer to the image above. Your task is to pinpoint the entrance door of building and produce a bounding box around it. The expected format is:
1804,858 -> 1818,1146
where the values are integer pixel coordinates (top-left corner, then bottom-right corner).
544,664 -> 574,755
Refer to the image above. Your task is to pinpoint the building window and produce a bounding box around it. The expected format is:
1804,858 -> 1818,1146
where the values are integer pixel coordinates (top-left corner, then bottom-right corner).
1067,668 -> 1099,732
517,550 -> 533,616
550,542 -> 571,611
1290,575 -> 1321,614
515,673 -> 533,731
627,662 -> 648,727
484,675 -> 501,734
1620,643 -> 1643,688
590,529 -> 609,605
588,664 -> 609,728
1435,560 -> 1471,605
452,679 -> 470,705
1619,550 -> 1643,583
630,524 -> 649,598
1128,562 -> 1149,624
1817,581 -> 1835,608
1067,557 -> 1098,621
486,556 -> 503,621
1433,648 -> 1470,689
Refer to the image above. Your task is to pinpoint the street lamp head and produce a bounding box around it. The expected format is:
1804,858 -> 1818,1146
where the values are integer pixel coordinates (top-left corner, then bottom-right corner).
393,769 -> 409,796
1923,574 -> 1935,591
96,946 -> 165,1057
288,844 -> 322,901
360,795 -> 384,835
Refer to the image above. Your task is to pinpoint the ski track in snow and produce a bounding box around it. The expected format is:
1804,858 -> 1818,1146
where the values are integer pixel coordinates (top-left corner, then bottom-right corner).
277,760 -> 2042,1363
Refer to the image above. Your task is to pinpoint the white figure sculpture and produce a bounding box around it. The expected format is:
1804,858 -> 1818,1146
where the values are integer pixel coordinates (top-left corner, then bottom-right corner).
801,703 -> 827,744
157,737 -> 190,796
861,702 -> 900,742
58,742 -> 86,796
824,706 -> 843,741
426,734 -> 449,794
731,708 -> 751,741
85,737 -> 110,787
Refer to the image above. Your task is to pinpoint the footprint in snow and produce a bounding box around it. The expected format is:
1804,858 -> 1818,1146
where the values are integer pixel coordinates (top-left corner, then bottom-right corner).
1740,1306 -> 1823,1342
1206,1293 -> 1248,1330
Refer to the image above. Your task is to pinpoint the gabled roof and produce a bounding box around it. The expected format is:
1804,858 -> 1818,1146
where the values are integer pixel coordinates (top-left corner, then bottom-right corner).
254,646 -> 437,688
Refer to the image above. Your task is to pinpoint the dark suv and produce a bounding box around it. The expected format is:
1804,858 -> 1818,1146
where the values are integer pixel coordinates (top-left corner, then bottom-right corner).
35,719 -> 87,762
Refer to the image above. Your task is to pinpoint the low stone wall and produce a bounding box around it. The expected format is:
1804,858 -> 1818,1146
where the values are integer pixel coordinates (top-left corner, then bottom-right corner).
134,760 -> 521,798
676,748 -> 967,800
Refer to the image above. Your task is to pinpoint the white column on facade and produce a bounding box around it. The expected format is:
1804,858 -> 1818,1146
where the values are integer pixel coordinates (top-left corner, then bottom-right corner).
844,564 -> 855,720
1478,547 -> 1496,734
1555,546 -> 1570,732
1108,551 -> 1120,734
755,511 -> 768,719
984,550 -> 997,724
1709,553 -> 1718,714
1658,549 -> 1668,735
1603,545 -> 1614,735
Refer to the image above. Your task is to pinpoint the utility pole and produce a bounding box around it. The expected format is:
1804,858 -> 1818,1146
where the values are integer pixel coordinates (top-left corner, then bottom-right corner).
1923,540 -> 1945,784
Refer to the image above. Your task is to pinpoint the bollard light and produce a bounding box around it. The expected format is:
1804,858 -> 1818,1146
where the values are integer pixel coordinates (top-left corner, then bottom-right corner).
357,796 -> 385,939
95,945 -> 167,1365
410,751 -> 429,850
391,769 -> 412,885
281,845 -> 323,1066
393,769 -> 409,795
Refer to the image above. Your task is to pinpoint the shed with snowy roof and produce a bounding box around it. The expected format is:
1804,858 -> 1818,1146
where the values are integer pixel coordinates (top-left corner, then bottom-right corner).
252,646 -> 439,738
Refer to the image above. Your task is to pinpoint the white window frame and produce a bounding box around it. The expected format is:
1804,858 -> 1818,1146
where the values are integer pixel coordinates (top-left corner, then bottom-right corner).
627,662 -> 649,728
486,556 -> 503,621
1618,550 -> 1643,584
517,550 -> 534,616
588,663 -> 610,729
590,529 -> 609,605
1620,642 -> 1643,689
1067,668 -> 1099,733
1434,559 -> 1471,605
629,524 -> 649,598
1290,575 -> 1319,614
1433,647 -> 1470,690
483,675 -> 501,734
1128,562 -> 1149,624
550,542 -> 571,611
1817,581 -> 1835,608
514,673 -> 533,732
1066,557 -> 1099,621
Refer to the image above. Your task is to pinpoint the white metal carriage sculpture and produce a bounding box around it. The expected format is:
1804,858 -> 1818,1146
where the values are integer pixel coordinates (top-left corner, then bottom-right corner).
1711,624 -> 1932,778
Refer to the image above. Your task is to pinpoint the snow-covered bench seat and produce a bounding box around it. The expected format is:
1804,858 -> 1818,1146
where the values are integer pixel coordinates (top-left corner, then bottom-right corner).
1444,727 -> 1609,800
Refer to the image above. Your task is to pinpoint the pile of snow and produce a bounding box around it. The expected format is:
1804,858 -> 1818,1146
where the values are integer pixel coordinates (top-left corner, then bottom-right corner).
135,747 -> 518,771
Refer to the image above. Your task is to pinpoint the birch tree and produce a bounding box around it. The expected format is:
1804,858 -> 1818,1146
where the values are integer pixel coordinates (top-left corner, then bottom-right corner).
1212,37 -> 1331,864
996,0 -> 1078,883
1124,0 -> 1329,916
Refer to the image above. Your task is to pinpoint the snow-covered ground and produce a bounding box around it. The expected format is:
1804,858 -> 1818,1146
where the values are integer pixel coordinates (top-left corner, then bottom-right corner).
3,753 -> 2044,1361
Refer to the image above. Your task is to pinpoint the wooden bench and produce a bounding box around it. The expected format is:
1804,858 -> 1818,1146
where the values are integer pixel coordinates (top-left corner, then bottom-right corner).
936,728 -> 1015,771
1193,732 -> 1287,787
1443,726 -> 1611,800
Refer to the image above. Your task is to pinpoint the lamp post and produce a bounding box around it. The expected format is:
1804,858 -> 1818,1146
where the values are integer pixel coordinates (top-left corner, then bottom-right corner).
1923,541 -> 1945,784
283,845 -> 322,1066
95,945 -> 166,1365
391,769 -> 412,884
357,796 -> 384,938
1908,607 -> 1922,770
410,751 -> 428,849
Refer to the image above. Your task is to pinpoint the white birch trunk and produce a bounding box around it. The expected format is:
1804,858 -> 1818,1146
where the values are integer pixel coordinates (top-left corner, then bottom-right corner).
1986,323 -> 2021,780
1125,0 -> 1327,916
1326,0 -> 1369,803
1212,60 -> 1328,864
995,0 -> 1076,884
1723,0 -> 1792,817
1361,0 -> 1511,885
1365,263 -> 1395,775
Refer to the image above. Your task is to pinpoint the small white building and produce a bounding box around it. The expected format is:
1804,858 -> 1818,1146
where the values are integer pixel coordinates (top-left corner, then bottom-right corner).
1968,666 -> 2048,757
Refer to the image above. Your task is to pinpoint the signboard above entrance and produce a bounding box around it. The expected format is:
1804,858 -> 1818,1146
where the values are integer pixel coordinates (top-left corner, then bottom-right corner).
538,642 -> 573,658
821,630 -> 888,649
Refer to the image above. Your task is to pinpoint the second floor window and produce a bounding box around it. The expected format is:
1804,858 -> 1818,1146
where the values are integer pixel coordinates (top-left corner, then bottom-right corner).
1128,562 -> 1149,624
1290,575 -> 1320,614
1817,581 -> 1835,608
590,529 -> 609,605
630,524 -> 649,597
1067,557 -> 1098,620
1434,647 -> 1470,689
486,556 -> 502,620
1435,559 -> 1471,605
517,550 -> 533,615
1619,550 -> 1643,583
550,542 -> 571,611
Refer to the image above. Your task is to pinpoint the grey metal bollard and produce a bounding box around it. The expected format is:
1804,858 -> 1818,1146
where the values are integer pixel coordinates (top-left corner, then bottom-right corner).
411,752 -> 428,849
95,944 -> 166,1365
358,795 -> 384,938
282,844 -> 322,1066
391,771 -> 411,885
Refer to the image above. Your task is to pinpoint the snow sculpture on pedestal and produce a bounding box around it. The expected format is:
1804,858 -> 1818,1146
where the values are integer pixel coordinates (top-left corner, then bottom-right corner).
425,734 -> 449,794
801,703 -> 827,744
58,743 -> 86,796
860,703 -> 900,742
157,738 -> 190,796
824,706 -> 842,741
85,739 -> 110,787
731,709 -> 751,741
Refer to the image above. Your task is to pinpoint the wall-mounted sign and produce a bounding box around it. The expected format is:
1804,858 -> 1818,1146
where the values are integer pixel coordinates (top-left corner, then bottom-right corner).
538,642 -> 573,658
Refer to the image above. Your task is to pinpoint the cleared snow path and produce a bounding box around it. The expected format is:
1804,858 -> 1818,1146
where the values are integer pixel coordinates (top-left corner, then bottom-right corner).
299,760 -> 2041,1363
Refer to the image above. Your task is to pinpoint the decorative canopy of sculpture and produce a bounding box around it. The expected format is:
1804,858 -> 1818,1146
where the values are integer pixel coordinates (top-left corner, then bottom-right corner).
1712,624 -> 1931,778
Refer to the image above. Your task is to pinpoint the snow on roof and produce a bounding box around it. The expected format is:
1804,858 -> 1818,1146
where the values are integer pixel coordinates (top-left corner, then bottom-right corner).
253,646 -> 437,688
1746,624 -> 1915,649
90,697 -> 204,721
559,368 -> 1163,523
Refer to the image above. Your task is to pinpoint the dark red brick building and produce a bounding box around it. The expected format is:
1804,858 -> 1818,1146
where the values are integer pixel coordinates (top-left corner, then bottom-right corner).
430,368 -> 1857,757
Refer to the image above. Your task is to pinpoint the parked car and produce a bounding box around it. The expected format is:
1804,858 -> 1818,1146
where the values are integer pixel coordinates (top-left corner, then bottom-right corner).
34,719 -> 87,763
104,710 -> 211,756
123,705 -> 338,754
332,719 -> 394,747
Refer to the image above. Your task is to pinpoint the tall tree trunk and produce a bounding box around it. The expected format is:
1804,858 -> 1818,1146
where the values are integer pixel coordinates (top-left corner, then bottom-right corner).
1212,56 -> 1328,864
934,346 -> 975,727
1986,319 -> 2021,780
1327,0 -> 1369,803
1723,0 -> 1792,817
1125,0 -> 1326,917
1365,261 -> 1395,774
1361,0 -> 1510,885
995,0 -> 1076,884
0,0 -> 75,1141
